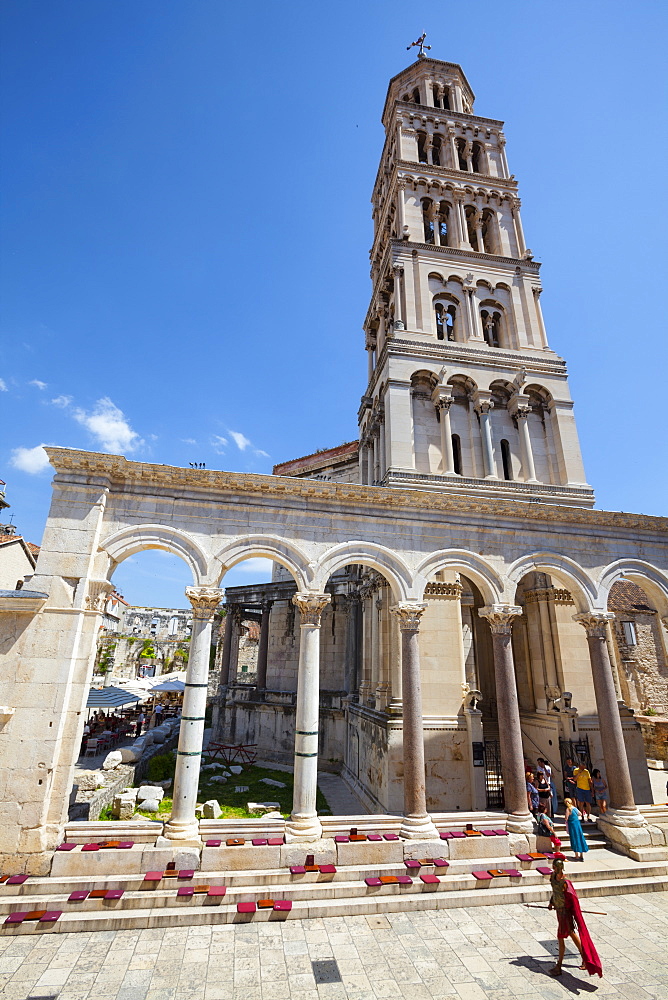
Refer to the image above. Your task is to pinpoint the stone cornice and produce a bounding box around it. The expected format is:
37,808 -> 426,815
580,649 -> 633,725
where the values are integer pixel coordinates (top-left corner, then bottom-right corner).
45,448 -> 668,537
396,160 -> 516,190
386,338 -> 567,377
392,238 -> 540,272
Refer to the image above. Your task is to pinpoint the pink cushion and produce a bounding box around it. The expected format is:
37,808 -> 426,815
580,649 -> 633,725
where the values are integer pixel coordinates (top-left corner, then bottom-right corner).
205,839 -> 222,847
404,859 -> 421,869
516,854 -> 532,862
383,834 -> 399,841
117,841 -> 134,849
439,831 -> 453,840
543,852 -> 556,859
365,877 -> 382,886
237,902 -> 256,913
144,872 -> 162,881
39,911 -> 62,922
367,835 -> 382,842
105,890 -> 123,900
537,866 -> 552,876
68,891 -> 89,901
433,859 -> 449,868
334,836 -> 349,843
290,866 -> 305,875
319,865 -> 336,874
252,839 -> 267,846
82,844 -> 100,852
207,886 -> 226,897
397,875 -> 413,884
178,870 -> 195,879
493,829 -> 507,836
451,832 -> 466,839
4,913 -> 26,923
57,843 -> 77,851
481,830 -> 497,836
504,869 -> 522,878
267,837 -> 284,846
6,875 -> 28,885
472,871 -> 492,880
420,873 -> 440,884
177,887 -> 194,897
273,900 -> 292,911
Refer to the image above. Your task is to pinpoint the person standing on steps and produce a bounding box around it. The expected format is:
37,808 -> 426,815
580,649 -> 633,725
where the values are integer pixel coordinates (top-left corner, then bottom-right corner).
573,761 -> 593,821
538,757 -> 558,815
564,798 -> 589,861
548,854 -> 602,978
592,768 -> 609,815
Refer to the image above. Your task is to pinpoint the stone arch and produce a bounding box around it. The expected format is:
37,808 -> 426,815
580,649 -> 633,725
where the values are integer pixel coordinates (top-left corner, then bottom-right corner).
99,523 -> 209,584
598,559 -> 668,618
414,549 -> 504,606
313,541 -> 412,601
212,534 -> 315,592
505,551 -> 597,612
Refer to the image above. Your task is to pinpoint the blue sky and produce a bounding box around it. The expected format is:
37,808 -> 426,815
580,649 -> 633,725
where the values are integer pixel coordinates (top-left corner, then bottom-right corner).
2,0 -> 667,608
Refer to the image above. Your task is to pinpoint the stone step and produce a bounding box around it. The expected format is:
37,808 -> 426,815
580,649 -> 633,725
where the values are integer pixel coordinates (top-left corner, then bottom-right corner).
2,873 -> 667,935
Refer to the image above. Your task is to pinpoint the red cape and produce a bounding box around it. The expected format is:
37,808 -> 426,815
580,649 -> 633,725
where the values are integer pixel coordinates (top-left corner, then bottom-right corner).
565,879 -> 603,977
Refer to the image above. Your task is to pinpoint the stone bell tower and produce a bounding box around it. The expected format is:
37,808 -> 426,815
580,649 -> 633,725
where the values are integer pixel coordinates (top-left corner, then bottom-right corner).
358,55 -> 595,507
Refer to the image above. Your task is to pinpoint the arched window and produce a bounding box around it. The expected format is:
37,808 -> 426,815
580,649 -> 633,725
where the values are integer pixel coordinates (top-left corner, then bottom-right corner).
452,434 -> 462,474
465,206 -> 478,248
480,209 -> 498,254
417,131 -> 428,164
471,142 -> 484,174
500,439 -> 512,480
438,202 -> 449,245
442,87 -> 451,111
422,200 -> 434,243
434,302 -> 456,341
480,308 -> 502,347
412,87 -> 421,104
455,137 -> 467,171
431,134 -> 442,166
432,85 -> 441,108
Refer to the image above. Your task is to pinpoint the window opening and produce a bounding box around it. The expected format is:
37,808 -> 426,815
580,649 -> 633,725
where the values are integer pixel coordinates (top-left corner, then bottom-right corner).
622,621 -> 638,646
422,201 -> 434,243
412,87 -> 421,104
500,439 -> 512,480
452,434 -> 462,475
417,132 -> 428,164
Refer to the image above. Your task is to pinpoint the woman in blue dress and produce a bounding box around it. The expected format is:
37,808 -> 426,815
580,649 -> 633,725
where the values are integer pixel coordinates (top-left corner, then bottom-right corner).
564,797 -> 588,861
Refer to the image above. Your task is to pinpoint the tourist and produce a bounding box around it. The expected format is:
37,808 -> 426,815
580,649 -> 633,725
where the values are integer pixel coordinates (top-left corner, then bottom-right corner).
136,711 -> 145,737
538,757 -> 558,815
563,757 -> 576,801
535,770 -> 552,815
573,762 -> 593,820
548,854 -> 602,977
591,769 -> 609,815
564,797 -> 588,861
526,773 -> 539,815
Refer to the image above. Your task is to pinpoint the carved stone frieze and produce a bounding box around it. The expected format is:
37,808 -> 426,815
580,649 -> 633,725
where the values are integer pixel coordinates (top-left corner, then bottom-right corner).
84,580 -> 114,612
523,588 -> 574,605
424,582 -> 463,599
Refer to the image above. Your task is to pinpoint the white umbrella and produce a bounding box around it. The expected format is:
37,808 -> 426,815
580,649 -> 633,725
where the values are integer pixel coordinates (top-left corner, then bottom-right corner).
150,679 -> 185,693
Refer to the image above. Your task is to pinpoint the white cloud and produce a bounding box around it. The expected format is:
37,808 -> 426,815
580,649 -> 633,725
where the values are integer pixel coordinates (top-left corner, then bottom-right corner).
0,378 -> 7,391
10,444 -> 51,474
181,438 -> 197,445
51,395 -> 72,408
229,430 -> 251,451
73,397 -> 142,454
211,435 -> 228,453
235,558 -> 274,575
29,379 -> 47,390
255,449 -> 270,458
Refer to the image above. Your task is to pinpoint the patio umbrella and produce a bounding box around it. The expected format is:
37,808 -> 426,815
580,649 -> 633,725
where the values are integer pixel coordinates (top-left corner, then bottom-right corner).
150,679 -> 185,693
86,686 -> 142,708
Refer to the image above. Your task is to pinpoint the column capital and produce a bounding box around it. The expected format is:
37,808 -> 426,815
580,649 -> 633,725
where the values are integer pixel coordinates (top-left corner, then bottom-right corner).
84,579 -> 114,612
392,264 -> 404,277
435,395 -> 453,412
292,592 -> 331,627
391,602 -> 427,632
185,586 -> 225,620
573,612 -> 616,638
478,605 -> 523,634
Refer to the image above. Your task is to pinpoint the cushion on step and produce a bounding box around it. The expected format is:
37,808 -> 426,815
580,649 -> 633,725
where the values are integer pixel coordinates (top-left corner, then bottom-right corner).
493,829 -> 507,836
117,842 -> 134,849
529,852 -> 546,859
267,837 -> 284,846
289,866 -> 305,875
404,860 -> 421,869
350,835 -> 367,842
178,870 -> 195,879
465,830 -> 482,836
273,900 -> 292,911
4,913 -> 27,923
433,859 -> 449,868
68,891 -> 89,901
257,899 -> 274,908
515,854 -> 532,862
6,875 -> 29,885
207,886 -> 226,897
39,912 -> 62,923
543,852 -> 556,859
305,866 -> 319,873
472,871 -> 492,880
177,887 -> 194,897
105,890 -> 124,900
379,876 -> 398,884
365,877 -> 382,886
193,886 -> 210,894
57,843 -> 77,851
144,872 -> 163,882
89,890 -> 108,899
504,869 -> 522,878
252,839 -> 268,846
537,866 -> 553,876
25,910 -> 47,920
450,832 -> 466,839
237,902 -> 256,913
226,839 -> 245,846
383,834 -> 399,841
481,830 -> 498,836
397,876 -> 413,885
367,834 -> 383,842
205,840 -> 222,847
0,876 -> 7,883
420,873 -> 440,884
319,865 -> 336,874
81,844 -> 100,852
334,836 -> 349,843
162,871 -> 178,878
439,831 -> 453,840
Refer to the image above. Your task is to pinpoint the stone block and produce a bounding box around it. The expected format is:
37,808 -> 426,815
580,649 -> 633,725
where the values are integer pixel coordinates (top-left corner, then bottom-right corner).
508,833 -> 531,855
202,800 -> 222,819
200,844 -> 281,871
140,799 -> 160,813
113,793 -> 136,820
403,839 -> 451,861
447,835 -> 510,861
50,845 -> 146,877
137,786 -> 165,803
209,776 -> 227,783
648,825 -> 667,846
247,801 -> 280,815
261,778 -> 286,788
144,846 -> 201,871
75,770 -> 105,792
229,766 -> 243,775
102,751 -> 123,770
598,820 -> 651,849
336,839 -> 404,866
280,839 -> 336,868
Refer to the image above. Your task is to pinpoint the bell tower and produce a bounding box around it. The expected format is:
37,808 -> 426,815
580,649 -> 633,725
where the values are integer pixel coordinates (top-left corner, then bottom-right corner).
359,54 -> 595,507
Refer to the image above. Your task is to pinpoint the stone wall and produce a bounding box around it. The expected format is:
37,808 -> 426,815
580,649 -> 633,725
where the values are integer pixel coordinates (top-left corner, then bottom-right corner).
638,716 -> 668,762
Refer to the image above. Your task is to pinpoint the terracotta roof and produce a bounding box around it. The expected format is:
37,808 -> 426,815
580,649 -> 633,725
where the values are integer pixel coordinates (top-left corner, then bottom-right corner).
273,441 -> 358,476
0,533 -> 39,568
608,580 -> 654,613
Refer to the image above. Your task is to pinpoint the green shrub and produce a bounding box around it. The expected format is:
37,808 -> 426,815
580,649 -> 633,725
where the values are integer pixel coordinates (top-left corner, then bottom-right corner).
146,753 -> 176,782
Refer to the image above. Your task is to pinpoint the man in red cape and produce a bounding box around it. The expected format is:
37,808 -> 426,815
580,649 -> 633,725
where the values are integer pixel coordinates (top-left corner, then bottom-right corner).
548,853 -> 602,977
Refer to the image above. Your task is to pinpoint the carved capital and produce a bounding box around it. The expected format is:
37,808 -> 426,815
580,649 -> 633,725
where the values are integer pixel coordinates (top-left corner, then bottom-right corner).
85,579 -> 114,612
292,592 -> 331,627
573,612 -> 615,639
397,177 -> 408,190
478,604 -> 523,634
435,396 -> 453,413
185,586 -> 225,620
391,602 -> 427,632
514,404 -> 531,420
392,264 -> 404,278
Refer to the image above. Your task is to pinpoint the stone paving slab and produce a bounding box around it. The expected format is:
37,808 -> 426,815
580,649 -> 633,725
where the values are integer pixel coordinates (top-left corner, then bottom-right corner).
0,891 -> 666,999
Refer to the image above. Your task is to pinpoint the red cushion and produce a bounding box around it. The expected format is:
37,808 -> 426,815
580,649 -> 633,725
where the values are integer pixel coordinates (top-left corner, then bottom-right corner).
178,870 -> 195,879
105,890 -> 124,900
365,877 -> 382,886
433,859 -> 449,867
472,871 -> 492,880
237,902 -> 256,913
450,832 -> 466,839
420,873 -> 440,884
334,836 -> 349,843
207,886 -> 226,896
273,900 -> 292,911
267,837 -> 284,846
57,843 -> 77,851
81,844 -> 100,852
117,842 -> 134,849
397,876 -> 413,885
439,831 -> 453,840
290,866 -> 305,875
177,887 -> 194,897
39,911 -> 62,923
319,865 -> 336,874
537,866 -> 552,876
144,872 -> 163,881
252,839 -> 268,846
383,834 -> 399,841
68,891 -> 89,901
493,829 -> 507,836
6,875 -> 28,885
367,835 -> 382,842
404,860 -> 421,869
515,854 -> 532,862
481,830 -> 497,836
205,839 -> 222,847
4,913 -> 26,923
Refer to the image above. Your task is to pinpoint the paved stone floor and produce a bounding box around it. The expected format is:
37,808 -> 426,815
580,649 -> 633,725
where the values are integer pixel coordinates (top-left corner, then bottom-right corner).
0,891 -> 666,1000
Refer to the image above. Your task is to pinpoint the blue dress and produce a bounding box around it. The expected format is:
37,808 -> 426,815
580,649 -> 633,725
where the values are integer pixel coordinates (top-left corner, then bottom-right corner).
567,806 -> 589,854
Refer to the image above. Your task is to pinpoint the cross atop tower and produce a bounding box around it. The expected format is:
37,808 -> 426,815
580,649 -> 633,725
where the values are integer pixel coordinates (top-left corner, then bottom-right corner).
406,32 -> 431,59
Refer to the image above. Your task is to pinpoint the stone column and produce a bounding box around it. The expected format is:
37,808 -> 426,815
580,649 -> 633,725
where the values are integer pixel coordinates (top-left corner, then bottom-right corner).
366,439 -> 374,485
448,128 -> 458,171
220,607 -> 234,685
436,397 -> 456,475
286,593 -> 331,843
511,197 -> 526,255
366,347 -> 374,384
378,416 -> 386,481
478,605 -> 533,833
391,603 -> 438,839
256,600 -> 273,690
514,404 -> 539,483
397,178 -> 407,238
163,586 -> 224,843
393,265 -> 405,329
498,132 -> 510,178
344,593 -> 361,697
226,607 -> 242,685
475,398 -> 497,478
573,613 -> 644,827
